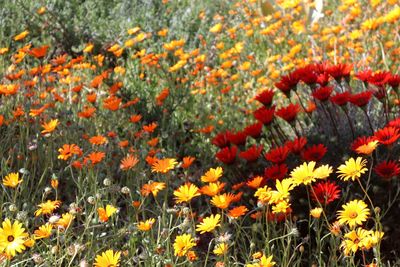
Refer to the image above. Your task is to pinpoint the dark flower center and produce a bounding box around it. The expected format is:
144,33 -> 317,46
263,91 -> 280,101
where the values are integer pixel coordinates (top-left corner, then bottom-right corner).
7,235 -> 14,242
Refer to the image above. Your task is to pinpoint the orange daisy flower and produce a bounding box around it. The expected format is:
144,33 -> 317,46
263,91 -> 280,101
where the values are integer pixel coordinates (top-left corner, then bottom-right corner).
228,206 -> 248,218
41,119 -> 59,134
211,193 -> 235,209
85,151 -> 106,165
97,205 -> 117,223
78,107 -> 96,118
232,192 -> 243,202
246,176 -> 265,189
156,88 -> 170,106
72,160 -> 83,169
118,140 -> 129,148
58,144 -> 82,160
86,92 -> 97,103
146,156 -> 158,166
120,154 -> 139,171
147,138 -> 159,147
89,135 -> 108,145
200,182 -> 226,197
103,96 -> 121,111
28,45 -> 49,59
151,158 -> 178,173
129,114 -> 142,123
143,122 -> 158,133
140,182 -> 166,197
181,156 -> 195,169
201,167 -> 223,183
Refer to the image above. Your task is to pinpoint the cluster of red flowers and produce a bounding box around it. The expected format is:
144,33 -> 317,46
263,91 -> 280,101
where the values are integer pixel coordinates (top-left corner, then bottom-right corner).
212,62 -> 399,199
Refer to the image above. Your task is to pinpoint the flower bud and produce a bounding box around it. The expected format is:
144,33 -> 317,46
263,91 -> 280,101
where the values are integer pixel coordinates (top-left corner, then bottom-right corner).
8,204 -> 17,212
103,178 -> 112,186
121,186 -> 130,194
87,196 -> 95,204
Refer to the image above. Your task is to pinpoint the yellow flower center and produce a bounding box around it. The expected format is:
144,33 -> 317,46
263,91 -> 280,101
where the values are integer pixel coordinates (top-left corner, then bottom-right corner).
7,235 -> 14,242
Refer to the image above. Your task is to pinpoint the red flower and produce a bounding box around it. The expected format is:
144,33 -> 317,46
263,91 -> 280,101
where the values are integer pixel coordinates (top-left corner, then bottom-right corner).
313,62 -> 329,73
312,86 -> 333,102
244,122 -> 263,138
264,164 -> 288,181
239,145 -> 263,162
355,69 -> 373,82
255,89 -> 275,106
275,72 -> 300,94
388,118 -> 400,129
295,65 -> 318,85
301,144 -> 327,161
374,126 -> 400,145
316,72 -> 330,86
311,181 -> 341,205
275,103 -> 300,123
349,91 -> 373,107
227,131 -> 247,146
330,91 -> 351,106
216,146 -> 237,164
374,160 -> 400,180
264,145 -> 290,164
367,71 -> 390,86
253,106 -> 275,125
285,137 -> 307,154
350,136 -> 378,152
326,63 -> 352,81
212,131 -> 230,148
387,74 -> 400,89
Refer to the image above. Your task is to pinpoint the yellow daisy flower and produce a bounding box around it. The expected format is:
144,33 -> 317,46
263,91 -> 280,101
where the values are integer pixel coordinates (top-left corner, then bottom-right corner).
269,178 -> 295,204
35,200 -> 61,216
94,249 -> 121,267
137,218 -> 156,231
340,227 -> 370,255
173,183 -> 201,203
255,186 -> 273,204
196,214 -> 221,234
0,219 -> 29,258
34,223 -> 53,240
2,172 -> 23,188
310,207 -> 323,219
337,199 -> 370,228
337,157 -> 368,181
173,234 -> 196,257
290,161 -> 317,185
55,213 -> 74,230
246,254 -> 275,267
213,243 -> 228,255
41,119 -> 59,134
272,200 -> 290,214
